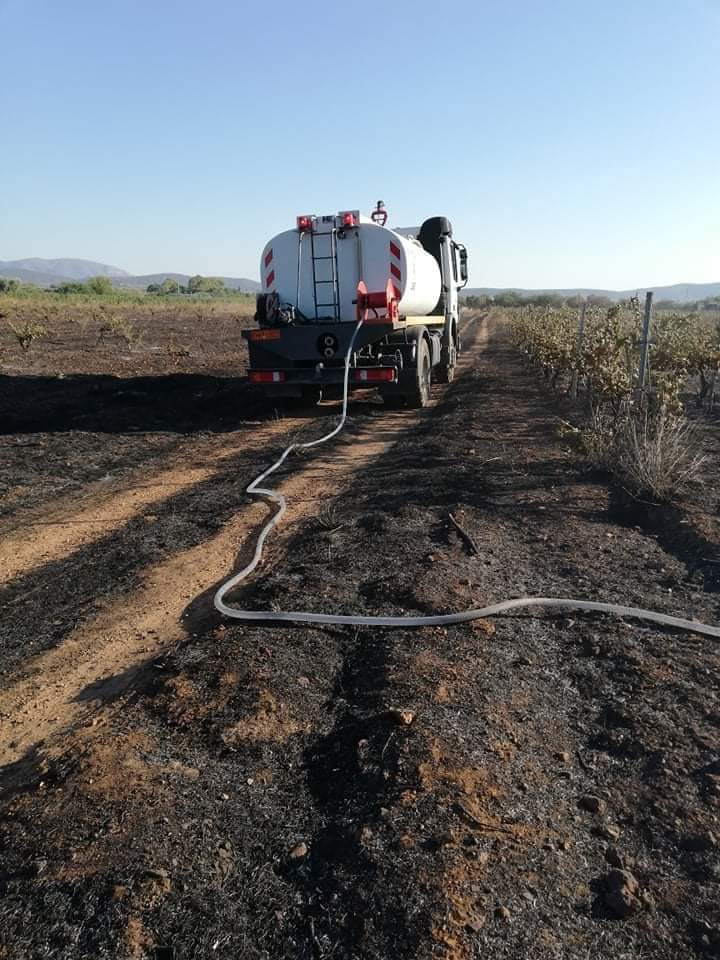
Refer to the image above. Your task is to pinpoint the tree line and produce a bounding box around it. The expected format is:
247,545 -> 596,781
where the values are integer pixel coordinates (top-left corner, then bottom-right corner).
0,275 -> 245,298
462,291 -> 613,309
0,276 -> 117,295
146,276 -> 232,296
462,291 -> 720,311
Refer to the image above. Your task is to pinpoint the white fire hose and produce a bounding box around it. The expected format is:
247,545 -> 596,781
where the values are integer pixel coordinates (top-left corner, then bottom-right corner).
214,318 -> 720,639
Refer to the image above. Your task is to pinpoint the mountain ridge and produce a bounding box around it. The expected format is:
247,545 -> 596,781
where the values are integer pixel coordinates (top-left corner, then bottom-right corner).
1,258 -> 717,303
0,258 -> 260,293
0,258 -> 130,279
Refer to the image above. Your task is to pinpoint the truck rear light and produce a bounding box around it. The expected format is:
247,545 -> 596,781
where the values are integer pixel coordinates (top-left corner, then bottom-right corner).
341,211 -> 357,227
249,370 -> 286,383
353,368 -> 396,382
296,215 -> 313,232
249,328 -> 281,341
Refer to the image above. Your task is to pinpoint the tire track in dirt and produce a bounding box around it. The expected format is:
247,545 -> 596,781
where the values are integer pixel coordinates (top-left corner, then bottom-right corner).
0,420 -> 300,585
0,316 -> 487,766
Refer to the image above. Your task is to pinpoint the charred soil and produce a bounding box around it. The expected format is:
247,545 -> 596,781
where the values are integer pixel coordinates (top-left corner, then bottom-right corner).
1,316 -> 719,959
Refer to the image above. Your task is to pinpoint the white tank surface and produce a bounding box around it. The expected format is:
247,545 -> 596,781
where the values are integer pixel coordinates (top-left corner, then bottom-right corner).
259,212 -> 441,322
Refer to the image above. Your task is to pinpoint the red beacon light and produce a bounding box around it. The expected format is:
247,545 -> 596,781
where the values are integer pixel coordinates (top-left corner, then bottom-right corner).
371,201 -> 387,226
340,211 -> 357,227
296,215 -> 313,232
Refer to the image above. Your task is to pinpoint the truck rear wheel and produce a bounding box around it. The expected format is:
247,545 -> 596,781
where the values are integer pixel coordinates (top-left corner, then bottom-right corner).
406,338 -> 432,409
437,341 -> 457,383
436,327 -> 458,384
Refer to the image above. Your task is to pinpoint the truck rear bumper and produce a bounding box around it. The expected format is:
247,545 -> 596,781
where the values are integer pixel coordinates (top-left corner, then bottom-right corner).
249,367 -> 349,386
243,320 -> 395,366
243,319 -> 445,399
248,366 -> 398,391
244,320 -> 401,394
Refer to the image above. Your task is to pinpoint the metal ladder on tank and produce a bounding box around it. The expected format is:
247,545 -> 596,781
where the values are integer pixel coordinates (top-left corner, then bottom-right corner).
309,226 -> 340,322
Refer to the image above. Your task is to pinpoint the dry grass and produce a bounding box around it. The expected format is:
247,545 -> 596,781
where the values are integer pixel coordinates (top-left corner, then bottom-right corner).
579,409 -> 618,472
614,408 -> 705,502
583,407 -> 705,502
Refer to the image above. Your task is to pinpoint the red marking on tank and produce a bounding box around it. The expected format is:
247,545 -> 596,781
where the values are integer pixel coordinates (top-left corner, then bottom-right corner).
265,270 -> 275,288
390,263 -> 401,281
264,249 -> 273,267
389,241 -> 401,260
392,283 -> 402,300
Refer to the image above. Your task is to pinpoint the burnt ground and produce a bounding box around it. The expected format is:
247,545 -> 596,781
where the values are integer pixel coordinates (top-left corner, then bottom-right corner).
1,316 -> 719,959
0,301 -> 256,516
0,300 -> 254,380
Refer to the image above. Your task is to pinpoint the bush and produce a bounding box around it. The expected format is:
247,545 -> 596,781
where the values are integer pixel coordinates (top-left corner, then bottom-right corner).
7,317 -> 46,352
188,275 -> 226,295
86,276 -> 114,295
53,277 -> 114,295
583,407 -> 704,502
614,409 -> 705,502
98,314 -> 143,348
579,410 -> 618,472
494,291 -> 525,307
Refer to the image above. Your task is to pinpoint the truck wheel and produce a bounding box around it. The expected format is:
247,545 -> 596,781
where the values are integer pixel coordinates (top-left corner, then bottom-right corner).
407,338 -> 432,408
436,337 -> 460,383
436,339 -> 457,384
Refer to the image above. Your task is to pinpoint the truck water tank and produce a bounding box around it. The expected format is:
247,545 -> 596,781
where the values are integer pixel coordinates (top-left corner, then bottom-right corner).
260,219 -> 442,322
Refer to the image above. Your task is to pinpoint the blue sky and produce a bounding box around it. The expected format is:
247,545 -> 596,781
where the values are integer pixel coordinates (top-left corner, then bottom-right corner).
0,0 -> 718,288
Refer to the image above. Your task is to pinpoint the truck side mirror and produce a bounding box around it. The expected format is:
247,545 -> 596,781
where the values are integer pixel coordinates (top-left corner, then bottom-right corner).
458,245 -> 468,283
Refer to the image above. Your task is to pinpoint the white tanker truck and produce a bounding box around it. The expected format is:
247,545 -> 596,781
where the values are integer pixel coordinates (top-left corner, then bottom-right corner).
245,202 -> 468,407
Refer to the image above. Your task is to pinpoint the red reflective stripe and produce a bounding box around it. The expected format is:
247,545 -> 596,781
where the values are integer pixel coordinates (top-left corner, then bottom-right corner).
264,249 -> 273,267
392,283 -> 401,299
353,368 -> 395,382
249,370 -> 286,383
249,328 -> 281,341
265,270 -> 275,288
390,263 -> 401,281
389,241 -> 401,260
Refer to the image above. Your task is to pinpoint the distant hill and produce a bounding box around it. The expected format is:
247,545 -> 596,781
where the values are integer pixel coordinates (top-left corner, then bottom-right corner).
0,258 -> 130,280
0,258 -> 260,294
463,282 -> 720,303
0,266 -> 78,287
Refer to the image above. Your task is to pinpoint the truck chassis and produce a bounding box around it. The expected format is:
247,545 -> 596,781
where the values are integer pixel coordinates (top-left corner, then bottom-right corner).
244,316 -> 460,408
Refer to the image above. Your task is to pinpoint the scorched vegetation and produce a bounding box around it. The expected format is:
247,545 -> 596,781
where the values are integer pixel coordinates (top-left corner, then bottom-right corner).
509,301 -> 719,500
